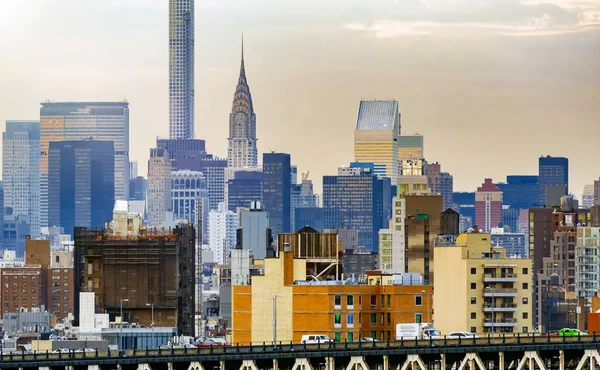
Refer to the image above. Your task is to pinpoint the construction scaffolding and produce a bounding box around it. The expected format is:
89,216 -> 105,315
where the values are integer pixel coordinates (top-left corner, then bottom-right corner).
73,225 -> 196,336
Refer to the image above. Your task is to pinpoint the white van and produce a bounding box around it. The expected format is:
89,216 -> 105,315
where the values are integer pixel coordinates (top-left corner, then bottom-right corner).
301,335 -> 333,344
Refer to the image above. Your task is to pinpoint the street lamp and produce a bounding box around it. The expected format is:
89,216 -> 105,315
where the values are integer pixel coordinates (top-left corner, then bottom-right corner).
120,298 -> 129,350
146,303 -> 154,348
268,294 -> 282,346
421,290 -> 430,324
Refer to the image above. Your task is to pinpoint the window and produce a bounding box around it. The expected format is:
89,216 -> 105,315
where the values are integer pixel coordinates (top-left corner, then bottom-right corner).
523,312 -> 528,319
415,313 -> 422,323
471,297 -> 476,304
359,295 -> 362,307
522,327 -> 528,333
522,283 -> 528,289
381,295 -> 384,308
370,295 -> 377,307
471,268 -> 476,275
347,332 -> 354,342
347,295 -> 354,308
387,313 -> 391,325
471,312 -> 476,319
334,332 -> 341,343
415,295 -> 422,306
334,295 -> 341,308
381,313 -> 384,324
347,313 -> 354,327
470,327 -> 477,333
522,268 -> 528,275
370,313 -> 377,326
370,331 -> 377,339
387,295 -> 391,308
522,298 -> 528,304
334,313 -> 342,328
471,283 -> 476,289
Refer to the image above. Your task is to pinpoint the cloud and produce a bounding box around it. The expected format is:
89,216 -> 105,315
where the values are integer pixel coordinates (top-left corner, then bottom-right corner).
341,0 -> 600,37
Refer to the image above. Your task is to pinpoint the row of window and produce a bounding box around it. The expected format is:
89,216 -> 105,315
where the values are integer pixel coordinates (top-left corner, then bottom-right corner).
333,294 -> 426,309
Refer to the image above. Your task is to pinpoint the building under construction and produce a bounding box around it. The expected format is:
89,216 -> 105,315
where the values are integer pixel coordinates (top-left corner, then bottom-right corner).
73,225 -> 195,336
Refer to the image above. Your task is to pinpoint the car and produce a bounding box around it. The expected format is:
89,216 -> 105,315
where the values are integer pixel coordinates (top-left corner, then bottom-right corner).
358,337 -> 377,342
558,328 -> 588,337
547,330 -> 559,336
52,348 -> 71,353
447,332 -> 477,339
301,335 -> 334,344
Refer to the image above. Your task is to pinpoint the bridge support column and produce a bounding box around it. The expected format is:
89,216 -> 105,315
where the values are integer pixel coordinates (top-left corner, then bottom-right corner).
498,352 -> 504,370
168,363 -> 174,370
559,350 -> 564,370
273,359 -> 279,370
401,355 -> 427,370
441,354 -> 446,370
139,364 -> 152,370
346,357 -> 369,370
220,361 -> 226,370
575,350 -> 600,370
326,357 -> 335,370
382,356 -> 389,370
188,362 -> 205,370
240,360 -> 259,370
516,351 -> 545,370
292,358 -> 314,370
66,367 -> 75,370
457,353 -> 486,370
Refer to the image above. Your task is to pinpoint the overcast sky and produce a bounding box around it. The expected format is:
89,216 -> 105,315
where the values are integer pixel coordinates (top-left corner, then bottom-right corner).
0,0 -> 599,196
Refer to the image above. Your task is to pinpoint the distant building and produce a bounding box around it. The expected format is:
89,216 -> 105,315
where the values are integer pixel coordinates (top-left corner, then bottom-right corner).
227,171 -> 262,212
147,148 -> 172,228
128,176 -> 147,201
262,153 -> 291,236
379,197 -> 405,274
342,249 -> 378,276
353,100 -> 401,184
48,140 -> 115,236
475,179 -> 502,232
582,184 -> 594,208
323,165 -> 391,252
427,162 -> 453,210
397,134 -> 423,161
594,180 -> 600,207
238,201 -> 272,260
171,170 -> 208,228
434,232 -> 532,335
290,175 -> 319,232
538,156 -> 568,206
576,209 -> 600,300
2,121 -> 41,239
209,203 -> 238,265
40,102 -> 130,230
156,139 -> 207,170
496,175 -> 539,210
0,265 -> 43,314
490,227 -> 527,258
294,207 -> 324,232
129,161 -> 138,179
452,192 -> 475,231
3,211 -> 30,257
199,158 -> 228,211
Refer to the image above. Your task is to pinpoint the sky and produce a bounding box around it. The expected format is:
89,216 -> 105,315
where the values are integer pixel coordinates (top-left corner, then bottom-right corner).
0,0 -> 599,196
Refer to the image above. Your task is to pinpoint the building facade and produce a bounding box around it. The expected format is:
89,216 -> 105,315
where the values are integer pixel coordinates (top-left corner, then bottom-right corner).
147,148 -> 172,228
227,42 -> 258,169
397,134 -> 423,161
157,139 -> 206,170
238,201 -> 271,260
582,184 -> 594,208
475,179 -> 502,232
171,170 -> 207,225
209,203 -> 239,265
353,101 -> 401,184
426,162 -> 453,211
262,153 -> 291,237
538,156 -> 568,206
490,228 -> 527,258
48,140 -> 115,236
290,176 -> 319,232
227,171 -> 263,212
379,197 -> 406,274
434,233 -> 532,335
2,121 -> 41,239
40,102 -> 129,228
169,0 -> 195,140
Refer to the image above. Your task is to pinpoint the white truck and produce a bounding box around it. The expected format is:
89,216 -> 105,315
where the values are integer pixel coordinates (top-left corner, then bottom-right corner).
396,323 -> 441,340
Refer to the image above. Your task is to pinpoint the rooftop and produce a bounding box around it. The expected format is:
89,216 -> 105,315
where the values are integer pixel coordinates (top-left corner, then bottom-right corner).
355,100 -> 399,132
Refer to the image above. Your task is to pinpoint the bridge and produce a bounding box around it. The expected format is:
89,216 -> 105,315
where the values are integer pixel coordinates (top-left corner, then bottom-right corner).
1,335 -> 600,370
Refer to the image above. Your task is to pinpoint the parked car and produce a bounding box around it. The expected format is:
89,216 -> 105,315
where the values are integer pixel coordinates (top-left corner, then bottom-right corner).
358,337 -> 377,342
559,328 -> 587,336
547,330 -> 559,336
301,335 -> 334,344
447,332 -> 477,339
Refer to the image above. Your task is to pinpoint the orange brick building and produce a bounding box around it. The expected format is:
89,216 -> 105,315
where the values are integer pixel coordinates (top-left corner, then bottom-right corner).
232,252 -> 432,345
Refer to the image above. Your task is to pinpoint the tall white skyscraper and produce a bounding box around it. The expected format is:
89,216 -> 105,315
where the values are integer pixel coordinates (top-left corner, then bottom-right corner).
2,121 -> 41,239
378,197 -> 406,273
39,102 -> 130,228
208,202 -> 238,265
147,148 -> 172,228
227,40 -> 258,169
169,0 -> 195,140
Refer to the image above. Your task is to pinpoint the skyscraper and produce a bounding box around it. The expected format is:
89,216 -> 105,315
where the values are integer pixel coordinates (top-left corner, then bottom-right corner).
538,156 -> 568,206
169,0 -> 195,140
397,134 -> 424,161
238,201 -> 272,260
171,170 -> 208,227
157,139 -> 206,170
48,140 -> 115,236
262,152 -> 291,236
353,100 -> 401,184
147,148 -> 172,228
227,171 -> 263,212
426,162 -> 453,210
2,121 -> 41,238
290,174 -> 319,232
208,202 -> 238,265
227,40 -> 258,169
475,178 -> 503,232
40,102 -> 129,227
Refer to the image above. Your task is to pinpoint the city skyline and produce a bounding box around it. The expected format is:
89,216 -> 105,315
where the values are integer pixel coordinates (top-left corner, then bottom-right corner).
0,0 -> 599,195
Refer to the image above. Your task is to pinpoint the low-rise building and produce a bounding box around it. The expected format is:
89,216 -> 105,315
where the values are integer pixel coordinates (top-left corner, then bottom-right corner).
434,232 -> 532,335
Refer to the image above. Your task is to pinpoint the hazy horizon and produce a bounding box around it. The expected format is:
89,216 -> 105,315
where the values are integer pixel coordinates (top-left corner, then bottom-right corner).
1,0 -> 599,196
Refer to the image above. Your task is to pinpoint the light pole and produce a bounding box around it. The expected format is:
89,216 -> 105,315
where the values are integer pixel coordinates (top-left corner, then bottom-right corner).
120,298 -> 129,350
421,290 -> 430,324
146,303 -> 154,348
268,294 -> 282,346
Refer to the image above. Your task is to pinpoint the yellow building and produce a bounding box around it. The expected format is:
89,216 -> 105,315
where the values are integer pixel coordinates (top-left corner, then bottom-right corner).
232,252 -> 433,345
434,233 -> 532,336
353,100 -> 401,185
